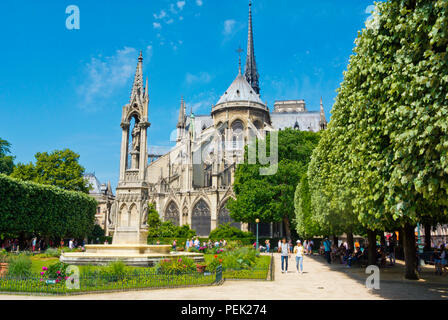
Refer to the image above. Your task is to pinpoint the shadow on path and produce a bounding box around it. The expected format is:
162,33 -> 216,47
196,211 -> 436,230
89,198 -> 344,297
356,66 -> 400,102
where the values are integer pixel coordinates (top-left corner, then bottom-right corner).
307,254 -> 448,300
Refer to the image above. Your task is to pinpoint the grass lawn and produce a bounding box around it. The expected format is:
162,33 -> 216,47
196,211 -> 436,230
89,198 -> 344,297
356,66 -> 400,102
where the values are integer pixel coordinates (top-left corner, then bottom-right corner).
30,256 -> 59,274
204,253 -> 271,280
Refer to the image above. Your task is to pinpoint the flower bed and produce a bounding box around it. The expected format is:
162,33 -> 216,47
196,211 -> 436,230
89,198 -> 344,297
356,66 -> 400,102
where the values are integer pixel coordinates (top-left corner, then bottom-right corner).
0,258 -> 220,295
204,248 -> 271,280
0,272 -> 217,295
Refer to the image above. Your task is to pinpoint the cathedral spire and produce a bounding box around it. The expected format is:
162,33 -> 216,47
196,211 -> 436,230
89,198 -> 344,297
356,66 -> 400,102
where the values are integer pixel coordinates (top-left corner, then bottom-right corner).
244,0 -> 260,95
130,51 -> 144,103
177,97 -> 186,128
320,97 -> 327,130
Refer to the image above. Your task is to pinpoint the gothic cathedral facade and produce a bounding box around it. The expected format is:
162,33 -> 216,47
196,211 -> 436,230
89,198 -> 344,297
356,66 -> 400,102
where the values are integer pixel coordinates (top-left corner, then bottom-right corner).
107,2 -> 327,238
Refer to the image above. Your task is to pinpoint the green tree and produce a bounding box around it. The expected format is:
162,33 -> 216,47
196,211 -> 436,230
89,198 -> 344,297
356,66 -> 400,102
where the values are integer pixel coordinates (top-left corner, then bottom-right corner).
11,149 -> 89,193
209,223 -> 254,240
0,138 -> 15,175
146,202 -> 196,239
228,129 -> 320,239
308,0 -> 448,279
294,173 -> 322,238
0,174 -> 96,240
146,202 -> 162,238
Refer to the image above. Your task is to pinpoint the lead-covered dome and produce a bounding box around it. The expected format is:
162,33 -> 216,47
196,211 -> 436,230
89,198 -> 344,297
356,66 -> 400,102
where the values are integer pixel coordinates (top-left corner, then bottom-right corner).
216,71 -> 264,105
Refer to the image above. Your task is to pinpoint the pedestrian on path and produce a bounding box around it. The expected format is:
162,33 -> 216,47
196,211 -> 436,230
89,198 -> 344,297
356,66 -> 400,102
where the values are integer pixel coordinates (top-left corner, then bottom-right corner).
279,238 -> 290,273
294,240 -> 304,274
323,238 -> 331,264
265,239 -> 270,253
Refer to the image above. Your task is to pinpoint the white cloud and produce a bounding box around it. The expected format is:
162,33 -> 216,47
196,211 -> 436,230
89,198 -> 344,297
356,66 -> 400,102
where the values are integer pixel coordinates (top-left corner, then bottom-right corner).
77,47 -> 141,110
223,19 -> 236,36
154,10 -> 167,20
153,22 -> 162,29
145,45 -> 153,60
169,3 -> 178,14
188,92 -> 218,113
185,72 -> 212,85
196,0 -> 203,6
166,19 -> 174,24
177,1 -> 186,10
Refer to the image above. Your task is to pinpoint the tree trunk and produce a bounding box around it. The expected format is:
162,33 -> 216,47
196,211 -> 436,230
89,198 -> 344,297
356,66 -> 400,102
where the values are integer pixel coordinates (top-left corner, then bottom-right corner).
403,223 -> 419,280
332,235 -> 338,246
283,216 -> 291,240
380,232 -> 386,247
424,224 -> 431,251
367,229 -> 377,266
347,232 -> 354,251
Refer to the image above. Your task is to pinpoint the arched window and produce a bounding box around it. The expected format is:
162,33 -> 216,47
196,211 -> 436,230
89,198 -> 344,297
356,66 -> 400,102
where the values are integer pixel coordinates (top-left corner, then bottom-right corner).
218,202 -> 240,230
231,120 -> 244,149
127,114 -> 140,169
191,199 -> 211,236
164,201 -> 179,226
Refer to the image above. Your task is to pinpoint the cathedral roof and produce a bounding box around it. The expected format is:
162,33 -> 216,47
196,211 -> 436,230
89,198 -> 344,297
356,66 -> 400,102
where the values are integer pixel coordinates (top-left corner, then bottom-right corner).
84,173 -> 114,196
216,71 -> 264,105
271,111 -> 321,132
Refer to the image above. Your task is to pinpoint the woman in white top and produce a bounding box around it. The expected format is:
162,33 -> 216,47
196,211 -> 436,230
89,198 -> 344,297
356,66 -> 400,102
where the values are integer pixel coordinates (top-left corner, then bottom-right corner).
294,240 -> 304,274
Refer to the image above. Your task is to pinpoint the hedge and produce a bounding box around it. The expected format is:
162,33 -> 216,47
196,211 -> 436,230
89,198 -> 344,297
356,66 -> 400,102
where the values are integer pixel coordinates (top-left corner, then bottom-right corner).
0,174 -> 97,239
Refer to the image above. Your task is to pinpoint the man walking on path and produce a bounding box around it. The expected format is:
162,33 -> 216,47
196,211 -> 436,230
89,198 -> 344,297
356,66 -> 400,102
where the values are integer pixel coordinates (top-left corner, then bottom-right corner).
323,238 -> 331,264
279,238 -> 290,273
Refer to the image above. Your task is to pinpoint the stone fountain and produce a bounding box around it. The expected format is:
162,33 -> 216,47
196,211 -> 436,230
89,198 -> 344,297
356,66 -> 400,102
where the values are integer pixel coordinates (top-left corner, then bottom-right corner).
60,227 -> 203,267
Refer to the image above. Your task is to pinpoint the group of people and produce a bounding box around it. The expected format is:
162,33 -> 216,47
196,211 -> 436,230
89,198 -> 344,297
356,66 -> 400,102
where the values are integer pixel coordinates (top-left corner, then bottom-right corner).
432,244 -> 447,275
319,237 -> 397,268
182,238 -> 227,251
1,237 -> 50,252
1,236 -> 87,254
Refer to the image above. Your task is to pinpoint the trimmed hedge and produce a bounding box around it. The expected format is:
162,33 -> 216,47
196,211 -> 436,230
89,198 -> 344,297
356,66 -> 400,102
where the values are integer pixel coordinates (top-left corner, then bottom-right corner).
208,224 -> 254,241
0,174 -> 97,239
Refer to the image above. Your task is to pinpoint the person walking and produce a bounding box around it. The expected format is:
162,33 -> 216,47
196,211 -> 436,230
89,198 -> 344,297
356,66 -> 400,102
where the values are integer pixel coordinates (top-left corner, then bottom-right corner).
186,238 -> 190,251
388,235 -> 396,266
32,237 -> 37,252
173,239 -> 177,251
265,239 -> 270,253
294,240 -> 304,274
278,238 -> 290,273
323,237 -> 332,264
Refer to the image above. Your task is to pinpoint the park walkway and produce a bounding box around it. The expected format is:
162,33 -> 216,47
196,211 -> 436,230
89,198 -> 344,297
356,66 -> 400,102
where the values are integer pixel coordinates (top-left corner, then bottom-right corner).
1,253 -> 447,300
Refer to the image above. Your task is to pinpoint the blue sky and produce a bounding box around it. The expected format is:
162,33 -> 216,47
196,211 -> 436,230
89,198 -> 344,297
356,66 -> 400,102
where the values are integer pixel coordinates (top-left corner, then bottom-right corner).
0,0 -> 375,189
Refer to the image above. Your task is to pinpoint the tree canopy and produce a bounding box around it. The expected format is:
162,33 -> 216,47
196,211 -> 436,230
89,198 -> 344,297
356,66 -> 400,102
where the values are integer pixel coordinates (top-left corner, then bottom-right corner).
303,0 -> 448,279
11,149 -> 89,193
0,138 -> 15,175
228,128 -> 320,239
146,203 -> 196,239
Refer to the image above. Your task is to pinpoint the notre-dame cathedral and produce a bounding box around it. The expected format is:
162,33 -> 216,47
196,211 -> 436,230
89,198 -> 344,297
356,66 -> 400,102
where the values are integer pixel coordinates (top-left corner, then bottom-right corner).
106,2 -> 327,239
